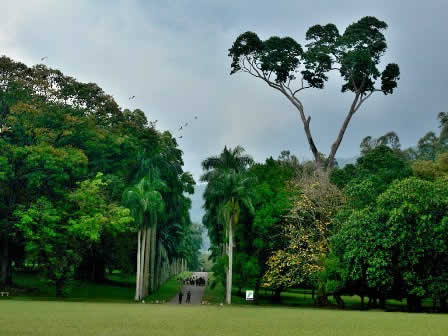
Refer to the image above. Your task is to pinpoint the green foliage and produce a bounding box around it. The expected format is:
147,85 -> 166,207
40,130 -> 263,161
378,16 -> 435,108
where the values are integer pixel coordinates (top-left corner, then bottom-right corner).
330,146 -> 412,203
263,175 -> 345,292
14,174 -> 132,295
331,177 -> 448,309
230,16 -> 400,95
0,54 -> 200,294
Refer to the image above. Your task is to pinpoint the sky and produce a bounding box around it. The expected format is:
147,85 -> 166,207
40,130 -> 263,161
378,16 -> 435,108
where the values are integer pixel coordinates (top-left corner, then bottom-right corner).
2,1 -> 447,247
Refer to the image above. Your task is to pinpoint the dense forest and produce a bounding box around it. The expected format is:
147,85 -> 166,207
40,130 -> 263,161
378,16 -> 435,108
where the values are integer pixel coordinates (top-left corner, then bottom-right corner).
0,56 -> 202,297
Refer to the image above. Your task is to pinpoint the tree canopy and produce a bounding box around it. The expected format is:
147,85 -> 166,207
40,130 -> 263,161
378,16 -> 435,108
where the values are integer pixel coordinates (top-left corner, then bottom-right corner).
229,17 -> 400,169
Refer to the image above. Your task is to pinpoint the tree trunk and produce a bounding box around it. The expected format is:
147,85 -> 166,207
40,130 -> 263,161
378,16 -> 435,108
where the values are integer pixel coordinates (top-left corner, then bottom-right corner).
93,258 -> 106,283
327,93 -> 360,169
150,218 -> 157,293
314,282 -> 329,306
407,295 -> 422,312
135,229 -> 141,301
143,226 -> 151,297
226,219 -> 233,305
0,234 -> 10,287
440,297 -> 447,312
156,240 -> 162,289
272,288 -> 282,303
55,279 -> 65,297
334,294 -> 345,308
140,227 -> 147,299
282,92 -> 322,168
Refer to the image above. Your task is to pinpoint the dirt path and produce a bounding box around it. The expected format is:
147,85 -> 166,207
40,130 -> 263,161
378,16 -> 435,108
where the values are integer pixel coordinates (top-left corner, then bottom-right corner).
168,272 -> 208,305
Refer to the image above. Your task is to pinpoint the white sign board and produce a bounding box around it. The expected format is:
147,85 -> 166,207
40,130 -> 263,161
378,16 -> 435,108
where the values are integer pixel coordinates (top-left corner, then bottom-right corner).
245,290 -> 254,301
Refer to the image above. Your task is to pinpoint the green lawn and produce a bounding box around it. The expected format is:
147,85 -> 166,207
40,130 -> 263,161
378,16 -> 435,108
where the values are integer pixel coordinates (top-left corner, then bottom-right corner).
10,271 -> 192,304
12,272 -> 135,301
1,300 -> 447,336
204,274 -> 432,311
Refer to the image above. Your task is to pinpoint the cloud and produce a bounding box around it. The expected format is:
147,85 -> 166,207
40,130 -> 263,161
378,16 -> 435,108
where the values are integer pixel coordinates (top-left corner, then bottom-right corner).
2,0 -> 448,180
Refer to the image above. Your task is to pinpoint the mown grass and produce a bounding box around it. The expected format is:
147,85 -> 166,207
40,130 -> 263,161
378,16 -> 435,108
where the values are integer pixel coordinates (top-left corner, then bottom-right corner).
203,273 -> 432,311
10,271 -> 192,303
11,272 -> 134,301
1,300 -> 447,336
9,271 -> 434,312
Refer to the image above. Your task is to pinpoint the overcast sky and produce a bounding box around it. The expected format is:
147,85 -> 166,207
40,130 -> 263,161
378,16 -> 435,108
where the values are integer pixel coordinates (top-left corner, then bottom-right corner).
2,0 -> 447,180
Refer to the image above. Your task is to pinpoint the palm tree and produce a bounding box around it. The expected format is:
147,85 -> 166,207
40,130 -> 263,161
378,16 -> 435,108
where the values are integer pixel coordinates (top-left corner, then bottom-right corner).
201,146 -> 254,182
123,168 -> 165,301
201,146 -> 254,304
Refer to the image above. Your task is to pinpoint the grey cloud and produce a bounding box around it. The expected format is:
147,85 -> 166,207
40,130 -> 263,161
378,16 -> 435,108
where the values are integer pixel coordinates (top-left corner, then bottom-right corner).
1,0 -> 448,211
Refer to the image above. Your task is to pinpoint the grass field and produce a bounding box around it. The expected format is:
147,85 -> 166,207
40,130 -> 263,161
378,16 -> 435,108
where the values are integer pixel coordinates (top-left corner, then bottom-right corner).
10,271 -> 191,303
1,300 -> 447,336
203,273 -> 432,311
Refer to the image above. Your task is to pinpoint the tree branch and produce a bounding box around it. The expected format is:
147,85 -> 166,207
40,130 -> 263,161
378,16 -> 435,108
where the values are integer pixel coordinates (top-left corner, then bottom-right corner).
239,56 -> 321,167
327,92 -> 361,169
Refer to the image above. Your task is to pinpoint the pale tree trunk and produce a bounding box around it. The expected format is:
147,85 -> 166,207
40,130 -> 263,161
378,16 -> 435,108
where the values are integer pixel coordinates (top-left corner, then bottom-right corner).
135,229 -> 141,301
139,227 -> 147,299
156,241 -> 162,289
327,92 -> 360,169
226,218 -> 233,305
278,84 -> 373,170
282,91 -> 322,169
150,217 -> 157,293
143,226 -> 151,297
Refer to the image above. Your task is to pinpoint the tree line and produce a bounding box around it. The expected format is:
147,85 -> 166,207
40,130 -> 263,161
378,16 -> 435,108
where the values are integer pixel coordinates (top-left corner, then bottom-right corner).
203,112 -> 447,311
0,56 -> 201,297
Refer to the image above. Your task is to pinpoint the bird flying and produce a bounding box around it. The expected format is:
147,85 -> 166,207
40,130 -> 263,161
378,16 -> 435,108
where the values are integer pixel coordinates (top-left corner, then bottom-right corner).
41,57 -> 48,61
129,95 -> 136,100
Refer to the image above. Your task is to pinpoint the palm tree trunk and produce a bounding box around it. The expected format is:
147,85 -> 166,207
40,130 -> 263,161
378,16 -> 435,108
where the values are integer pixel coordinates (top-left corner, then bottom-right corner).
226,218 -> 233,305
156,240 -> 162,289
139,227 -> 146,299
135,229 -> 141,301
150,215 -> 157,293
143,226 -> 151,297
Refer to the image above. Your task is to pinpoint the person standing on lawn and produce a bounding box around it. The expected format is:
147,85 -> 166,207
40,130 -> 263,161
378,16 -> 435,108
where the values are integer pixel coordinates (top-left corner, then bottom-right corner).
186,290 -> 191,304
178,290 -> 183,304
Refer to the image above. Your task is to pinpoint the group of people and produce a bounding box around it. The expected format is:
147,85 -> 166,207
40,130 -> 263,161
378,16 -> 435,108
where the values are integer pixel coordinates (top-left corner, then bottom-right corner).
178,289 -> 191,304
177,273 -> 208,304
183,275 -> 206,287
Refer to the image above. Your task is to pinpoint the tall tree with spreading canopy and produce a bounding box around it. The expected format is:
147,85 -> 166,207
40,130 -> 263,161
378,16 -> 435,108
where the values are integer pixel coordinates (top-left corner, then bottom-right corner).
228,16 -> 400,169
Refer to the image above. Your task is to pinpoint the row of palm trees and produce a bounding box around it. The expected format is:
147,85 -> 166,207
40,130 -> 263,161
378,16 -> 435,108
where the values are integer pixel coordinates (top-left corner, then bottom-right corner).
201,146 -> 254,304
123,167 -> 191,301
